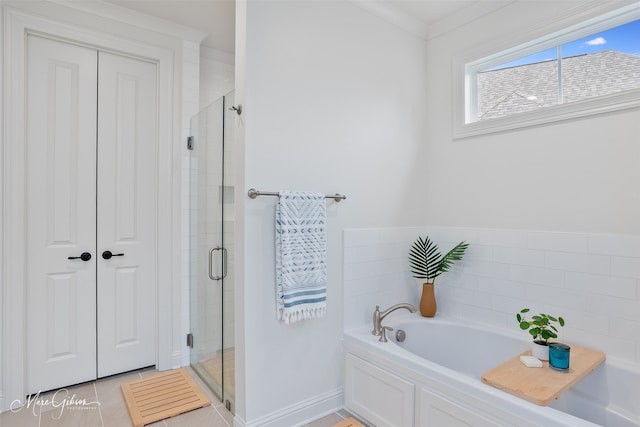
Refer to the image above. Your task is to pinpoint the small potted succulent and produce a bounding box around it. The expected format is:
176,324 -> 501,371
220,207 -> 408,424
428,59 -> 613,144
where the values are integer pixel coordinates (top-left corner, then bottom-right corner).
516,308 -> 565,360
408,236 -> 468,317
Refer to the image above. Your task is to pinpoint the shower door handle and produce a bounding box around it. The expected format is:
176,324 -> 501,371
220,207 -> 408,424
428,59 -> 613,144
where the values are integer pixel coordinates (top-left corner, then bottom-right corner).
209,246 -> 227,281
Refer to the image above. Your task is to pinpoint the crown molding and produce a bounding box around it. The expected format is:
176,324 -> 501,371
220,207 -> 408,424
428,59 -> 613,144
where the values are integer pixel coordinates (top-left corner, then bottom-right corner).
346,0 -> 429,40
346,0 -> 518,41
40,0 -> 208,44
427,1 -> 515,40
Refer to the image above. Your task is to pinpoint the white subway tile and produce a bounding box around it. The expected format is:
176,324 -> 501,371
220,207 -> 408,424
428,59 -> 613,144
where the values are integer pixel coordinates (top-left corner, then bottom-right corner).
343,278 -> 369,298
351,245 -> 391,261
440,302 -> 507,329
612,256 -> 640,279
509,264 -> 564,287
456,274 -> 480,290
464,244 -> 493,263
565,272 -> 637,299
429,227 -> 479,245
344,244 -> 388,263
478,228 -> 528,247
588,234 -> 640,257
586,294 -> 640,321
381,227 -> 429,245
344,293 -> 380,331
439,286 -> 492,308
389,242 -> 410,260
492,294 -> 528,315
466,261 -> 510,279
609,316 -> 640,341
528,231 -> 588,252
343,226 -> 640,366
557,309 -> 609,336
493,246 -> 545,267
559,329 -> 611,356
478,277 -> 527,298
600,336 -> 636,361
545,251 -> 610,275
525,283 -> 586,310
343,260 -> 386,281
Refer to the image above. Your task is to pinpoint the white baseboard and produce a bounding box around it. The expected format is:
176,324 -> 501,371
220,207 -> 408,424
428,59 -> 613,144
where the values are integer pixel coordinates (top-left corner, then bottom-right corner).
235,387 -> 343,427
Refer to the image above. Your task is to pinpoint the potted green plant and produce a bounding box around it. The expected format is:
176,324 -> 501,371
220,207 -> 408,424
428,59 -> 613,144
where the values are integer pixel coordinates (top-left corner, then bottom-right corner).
516,308 -> 565,360
408,236 -> 469,317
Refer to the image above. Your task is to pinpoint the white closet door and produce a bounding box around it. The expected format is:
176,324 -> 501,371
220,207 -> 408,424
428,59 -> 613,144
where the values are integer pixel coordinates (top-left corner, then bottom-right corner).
96,52 -> 157,377
26,35 -> 98,393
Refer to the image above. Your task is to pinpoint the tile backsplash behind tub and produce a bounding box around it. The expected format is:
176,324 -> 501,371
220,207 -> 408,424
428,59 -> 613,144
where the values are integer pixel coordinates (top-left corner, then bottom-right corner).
343,227 -> 640,365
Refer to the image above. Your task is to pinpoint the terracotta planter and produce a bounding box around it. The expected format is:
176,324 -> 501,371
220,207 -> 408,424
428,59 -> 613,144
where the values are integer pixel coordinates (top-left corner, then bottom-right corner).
419,283 -> 436,317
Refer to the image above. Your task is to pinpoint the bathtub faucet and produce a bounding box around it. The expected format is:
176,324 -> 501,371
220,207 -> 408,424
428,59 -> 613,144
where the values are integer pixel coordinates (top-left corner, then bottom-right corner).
372,303 -> 417,337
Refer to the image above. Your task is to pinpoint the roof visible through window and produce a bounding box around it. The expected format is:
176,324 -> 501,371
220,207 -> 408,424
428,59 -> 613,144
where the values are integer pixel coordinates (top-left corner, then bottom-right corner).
474,19 -> 640,121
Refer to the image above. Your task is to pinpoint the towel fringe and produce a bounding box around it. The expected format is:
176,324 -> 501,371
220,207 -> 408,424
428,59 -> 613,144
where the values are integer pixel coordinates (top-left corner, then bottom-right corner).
279,306 -> 327,325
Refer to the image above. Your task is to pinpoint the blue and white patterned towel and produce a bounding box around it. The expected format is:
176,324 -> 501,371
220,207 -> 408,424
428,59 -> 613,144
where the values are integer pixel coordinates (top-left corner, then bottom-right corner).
276,191 -> 327,324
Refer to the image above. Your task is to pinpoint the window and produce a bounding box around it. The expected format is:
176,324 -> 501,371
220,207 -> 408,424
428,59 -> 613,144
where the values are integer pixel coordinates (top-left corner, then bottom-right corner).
454,3 -> 640,138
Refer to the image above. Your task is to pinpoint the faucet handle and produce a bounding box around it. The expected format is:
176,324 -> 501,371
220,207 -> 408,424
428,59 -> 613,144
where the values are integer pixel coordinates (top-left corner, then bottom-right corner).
372,305 -> 382,336
379,326 -> 393,343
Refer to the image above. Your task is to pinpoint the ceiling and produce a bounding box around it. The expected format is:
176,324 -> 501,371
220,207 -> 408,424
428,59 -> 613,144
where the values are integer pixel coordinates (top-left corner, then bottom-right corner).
105,0 -> 481,53
106,0 -> 236,52
387,0 -> 477,26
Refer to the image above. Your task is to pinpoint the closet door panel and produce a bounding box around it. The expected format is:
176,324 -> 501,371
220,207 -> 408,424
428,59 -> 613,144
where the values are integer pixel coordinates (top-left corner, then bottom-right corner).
25,35 -> 98,393
97,51 -> 158,377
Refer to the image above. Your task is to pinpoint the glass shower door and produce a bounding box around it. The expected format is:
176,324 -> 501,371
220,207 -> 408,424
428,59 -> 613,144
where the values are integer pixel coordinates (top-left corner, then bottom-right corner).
189,91 -> 235,412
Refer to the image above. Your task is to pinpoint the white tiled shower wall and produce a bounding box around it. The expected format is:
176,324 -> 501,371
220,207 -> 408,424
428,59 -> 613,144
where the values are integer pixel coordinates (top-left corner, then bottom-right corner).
344,227 -> 640,365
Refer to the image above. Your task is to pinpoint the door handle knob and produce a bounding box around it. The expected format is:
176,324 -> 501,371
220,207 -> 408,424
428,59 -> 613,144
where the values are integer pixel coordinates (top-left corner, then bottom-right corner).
68,252 -> 92,261
102,251 -> 124,260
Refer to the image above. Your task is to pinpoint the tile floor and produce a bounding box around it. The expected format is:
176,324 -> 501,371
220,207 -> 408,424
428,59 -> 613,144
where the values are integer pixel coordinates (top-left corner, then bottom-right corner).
0,367 -> 359,427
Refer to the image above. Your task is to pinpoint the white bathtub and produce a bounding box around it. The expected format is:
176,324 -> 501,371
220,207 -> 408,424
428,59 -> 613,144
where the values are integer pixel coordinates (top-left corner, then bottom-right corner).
343,314 -> 640,427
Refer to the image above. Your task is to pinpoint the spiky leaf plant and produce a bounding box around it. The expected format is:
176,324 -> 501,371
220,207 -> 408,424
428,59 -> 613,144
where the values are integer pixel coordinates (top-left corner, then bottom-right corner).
408,236 -> 469,283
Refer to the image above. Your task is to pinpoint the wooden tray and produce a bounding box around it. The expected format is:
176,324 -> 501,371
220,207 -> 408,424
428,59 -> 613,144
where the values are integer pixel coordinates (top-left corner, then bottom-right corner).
481,343 -> 605,406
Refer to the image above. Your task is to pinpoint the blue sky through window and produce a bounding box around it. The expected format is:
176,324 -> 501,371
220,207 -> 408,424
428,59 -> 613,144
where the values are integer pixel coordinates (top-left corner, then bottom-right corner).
485,19 -> 640,71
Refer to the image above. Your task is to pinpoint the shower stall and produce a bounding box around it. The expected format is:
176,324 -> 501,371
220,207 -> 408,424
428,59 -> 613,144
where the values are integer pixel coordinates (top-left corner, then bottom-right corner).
189,91 -> 236,412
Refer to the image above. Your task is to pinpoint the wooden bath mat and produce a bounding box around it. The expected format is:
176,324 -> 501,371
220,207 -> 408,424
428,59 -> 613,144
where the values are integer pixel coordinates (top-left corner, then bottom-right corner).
332,417 -> 366,427
121,368 -> 210,426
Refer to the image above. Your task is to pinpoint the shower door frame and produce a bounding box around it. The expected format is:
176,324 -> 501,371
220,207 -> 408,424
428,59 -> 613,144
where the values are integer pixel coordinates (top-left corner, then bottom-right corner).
188,91 -> 235,411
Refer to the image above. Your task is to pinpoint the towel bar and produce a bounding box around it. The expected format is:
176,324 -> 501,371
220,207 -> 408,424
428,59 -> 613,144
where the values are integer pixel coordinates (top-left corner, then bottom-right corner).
247,188 -> 346,202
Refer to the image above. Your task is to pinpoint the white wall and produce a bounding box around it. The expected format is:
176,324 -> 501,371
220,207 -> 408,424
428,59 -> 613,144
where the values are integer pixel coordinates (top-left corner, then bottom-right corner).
200,46 -> 235,110
237,0 -> 428,424
424,1 -> 640,234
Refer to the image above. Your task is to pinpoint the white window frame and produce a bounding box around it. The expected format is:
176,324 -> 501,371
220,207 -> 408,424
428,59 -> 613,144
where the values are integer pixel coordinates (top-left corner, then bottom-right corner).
453,1 -> 640,139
